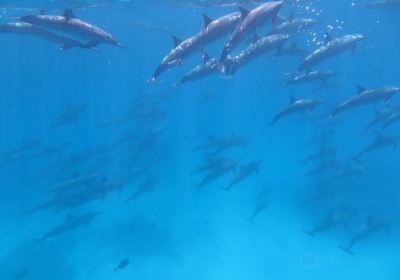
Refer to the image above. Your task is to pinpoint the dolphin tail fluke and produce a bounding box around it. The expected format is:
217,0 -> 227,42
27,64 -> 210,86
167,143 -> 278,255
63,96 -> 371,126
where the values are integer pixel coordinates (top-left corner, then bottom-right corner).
147,77 -> 156,84
338,245 -> 354,256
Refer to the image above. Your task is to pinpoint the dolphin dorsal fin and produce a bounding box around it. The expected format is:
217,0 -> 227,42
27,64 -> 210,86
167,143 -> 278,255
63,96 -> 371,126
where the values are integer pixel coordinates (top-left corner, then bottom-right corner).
238,6 -> 250,18
172,36 -> 182,47
203,14 -> 213,28
201,50 -> 210,63
63,9 -> 76,20
324,33 -> 333,45
291,42 -> 298,50
252,33 -> 260,44
290,96 -> 298,103
357,85 -> 366,94
289,11 -> 295,21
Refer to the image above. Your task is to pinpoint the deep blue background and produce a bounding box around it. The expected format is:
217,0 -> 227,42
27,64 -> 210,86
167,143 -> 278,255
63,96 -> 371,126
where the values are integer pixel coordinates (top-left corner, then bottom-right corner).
0,0 -> 399,279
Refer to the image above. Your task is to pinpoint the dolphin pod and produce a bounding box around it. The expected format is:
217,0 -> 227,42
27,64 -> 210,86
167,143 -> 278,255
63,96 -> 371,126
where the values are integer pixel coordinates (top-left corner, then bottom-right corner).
0,9 -> 125,51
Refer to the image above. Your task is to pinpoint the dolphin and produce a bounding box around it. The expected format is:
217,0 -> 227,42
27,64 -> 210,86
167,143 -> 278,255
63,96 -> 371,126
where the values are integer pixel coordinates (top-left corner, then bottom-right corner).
365,0 -> 400,9
20,9 -> 125,49
125,176 -> 158,202
363,105 -> 398,134
178,51 -> 220,85
380,110 -> 400,131
304,159 -> 339,177
38,212 -> 99,241
223,33 -> 290,75
114,259 -> 130,272
355,134 -> 400,160
148,12 -> 242,83
298,33 -> 365,71
219,1 -> 283,62
270,12 -> 318,35
215,134 -> 250,153
300,146 -> 336,165
302,208 -> 353,237
0,22 -> 97,51
271,97 -> 324,124
286,70 -> 339,86
248,196 -> 269,223
195,158 -> 241,190
298,185 -> 342,207
339,215 -> 390,255
223,160 -> 262,191
331,85 -> 400,116
327,162 -> 364,184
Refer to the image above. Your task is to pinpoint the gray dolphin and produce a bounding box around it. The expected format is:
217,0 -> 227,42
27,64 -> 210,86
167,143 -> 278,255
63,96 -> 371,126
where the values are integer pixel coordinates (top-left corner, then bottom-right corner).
365,0 -> 400,9
380,110 -> 400,131
195,158 -> 241,190
302,208 -> 353,237
363,105 -> 398,134
223,33 -> 290,75
219,1 -> 283,62
339,215 -> 390,255
298,33 -> 365,71
286,70 -> 339,86
272,97 -> 324,124
148,12 -> 241,83
331,85 -> 400,116
0,22 -> 97,51
20,9 -> 125,49
270,12 -> 318,35
355,134 -> 400,160
178,51 -> 220,85
38,212 -> 100,241
223,160 -> 262,191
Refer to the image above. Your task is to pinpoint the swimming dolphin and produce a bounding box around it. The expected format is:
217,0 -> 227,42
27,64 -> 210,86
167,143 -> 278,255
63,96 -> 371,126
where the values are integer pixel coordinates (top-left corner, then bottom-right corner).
271,97 -> 324,124
125,176 -> 158,202
354,134 -> 400,160
148,12 -> 242,83
20,9 -> 125,49
114,258 -> 130,272
286,70 -> 339,86
300,146 -> 336,165
330,85 -> 400,116
248,187 -> 269,223
178,51 -> 220,85
298,33 -> 365,71
339,215 -> 390,255
223,33 -> 290,75
270,12 -> 318,35
219,1 -> 283,63
0,22 -> 97,51
363,105 -> 398,134
380,110 -> 400,131
302,208 -> 353,237
223,160 -> 262,191
195,158 -> 241,190
38,212 -> 99,241
365,0 -> 400,9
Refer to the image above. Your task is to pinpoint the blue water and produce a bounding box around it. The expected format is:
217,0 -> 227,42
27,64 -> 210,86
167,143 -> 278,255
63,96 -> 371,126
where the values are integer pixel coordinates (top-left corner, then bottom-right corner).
0,0 -> 399,279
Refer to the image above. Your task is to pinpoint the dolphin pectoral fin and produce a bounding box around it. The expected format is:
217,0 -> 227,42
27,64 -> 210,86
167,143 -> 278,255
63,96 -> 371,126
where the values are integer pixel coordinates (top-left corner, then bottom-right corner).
84,40 -> 100,49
